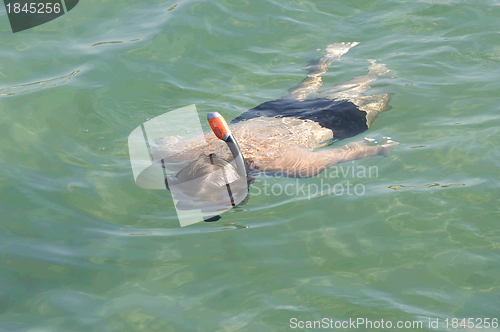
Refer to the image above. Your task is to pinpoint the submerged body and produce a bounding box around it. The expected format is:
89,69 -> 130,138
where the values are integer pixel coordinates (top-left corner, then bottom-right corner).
159,42 -> 396,180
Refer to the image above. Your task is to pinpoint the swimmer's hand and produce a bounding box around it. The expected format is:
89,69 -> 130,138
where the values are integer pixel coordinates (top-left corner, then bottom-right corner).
363,137 -> 399,157
334,139 -> 398,163
379,140 -> 399,156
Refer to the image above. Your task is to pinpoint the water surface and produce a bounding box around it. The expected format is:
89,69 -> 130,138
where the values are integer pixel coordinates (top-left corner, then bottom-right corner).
0,0 -> 499,331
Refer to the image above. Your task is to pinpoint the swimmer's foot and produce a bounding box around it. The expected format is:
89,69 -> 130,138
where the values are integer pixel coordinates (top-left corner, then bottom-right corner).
367,60 -> 390,77
325,42 -> 360,58
321,59 -> 392,102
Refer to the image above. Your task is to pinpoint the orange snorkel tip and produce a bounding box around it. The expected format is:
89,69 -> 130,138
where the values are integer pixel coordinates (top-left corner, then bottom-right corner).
207,112 -> 230,141
207,112 -> 247,179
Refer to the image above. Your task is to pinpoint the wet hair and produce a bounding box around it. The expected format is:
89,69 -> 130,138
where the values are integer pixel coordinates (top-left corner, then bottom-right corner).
170,154 -> 248,203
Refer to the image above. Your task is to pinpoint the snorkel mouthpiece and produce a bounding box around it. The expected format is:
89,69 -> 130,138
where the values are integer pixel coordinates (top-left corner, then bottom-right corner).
207,112 -> 247,178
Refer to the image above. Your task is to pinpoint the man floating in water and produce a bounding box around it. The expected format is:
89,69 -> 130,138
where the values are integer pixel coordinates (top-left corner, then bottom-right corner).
157,42 -> 397,212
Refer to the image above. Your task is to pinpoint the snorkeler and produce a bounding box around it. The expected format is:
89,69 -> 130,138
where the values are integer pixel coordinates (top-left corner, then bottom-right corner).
159,42 -> 397,187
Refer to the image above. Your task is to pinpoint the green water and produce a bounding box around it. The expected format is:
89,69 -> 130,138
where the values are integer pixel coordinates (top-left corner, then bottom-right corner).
1,0 -> 499,331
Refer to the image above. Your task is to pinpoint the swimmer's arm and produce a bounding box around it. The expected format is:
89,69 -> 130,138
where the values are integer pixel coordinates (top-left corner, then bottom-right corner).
332,141 -> 398,164
268,141 -> 398,177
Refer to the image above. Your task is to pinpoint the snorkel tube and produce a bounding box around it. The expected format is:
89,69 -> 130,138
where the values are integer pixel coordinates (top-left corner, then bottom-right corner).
207,112 -> 247,179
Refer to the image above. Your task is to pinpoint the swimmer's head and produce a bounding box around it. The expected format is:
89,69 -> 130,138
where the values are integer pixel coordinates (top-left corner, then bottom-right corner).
170,153 -> 248,203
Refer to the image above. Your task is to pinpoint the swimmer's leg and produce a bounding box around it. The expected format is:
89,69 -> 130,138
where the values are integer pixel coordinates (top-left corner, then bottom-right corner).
353,93 -> 392,128
285,42 -> 359,101
320,60 -> 390,100
266,140 -> 398,177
